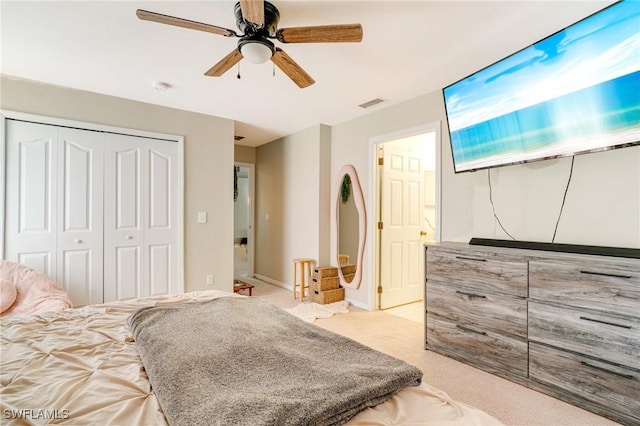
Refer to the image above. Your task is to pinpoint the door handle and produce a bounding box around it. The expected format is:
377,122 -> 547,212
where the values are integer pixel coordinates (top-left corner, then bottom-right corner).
74,239 -> 83,244
420,231 -> 427,236
126,235 -> 134,240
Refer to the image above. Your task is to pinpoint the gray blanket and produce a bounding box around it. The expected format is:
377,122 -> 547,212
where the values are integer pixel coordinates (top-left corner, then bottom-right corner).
128,296 -> 422,426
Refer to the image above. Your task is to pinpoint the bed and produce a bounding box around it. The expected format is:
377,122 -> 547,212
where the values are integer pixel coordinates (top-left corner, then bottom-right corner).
1,289 -> 503,425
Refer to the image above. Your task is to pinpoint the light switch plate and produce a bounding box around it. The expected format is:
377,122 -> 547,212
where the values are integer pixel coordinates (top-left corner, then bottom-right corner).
197,211 -> 207,223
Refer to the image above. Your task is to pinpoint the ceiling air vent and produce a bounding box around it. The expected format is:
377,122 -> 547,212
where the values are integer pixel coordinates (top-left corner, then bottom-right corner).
234,135 -> 245,141
358,98 -> 385,109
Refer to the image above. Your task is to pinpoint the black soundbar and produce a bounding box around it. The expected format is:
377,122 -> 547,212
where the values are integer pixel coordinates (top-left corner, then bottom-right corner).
468,238 -> 640,259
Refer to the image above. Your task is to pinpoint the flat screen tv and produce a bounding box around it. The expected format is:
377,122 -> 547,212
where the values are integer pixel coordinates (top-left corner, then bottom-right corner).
443,0 -> 640,173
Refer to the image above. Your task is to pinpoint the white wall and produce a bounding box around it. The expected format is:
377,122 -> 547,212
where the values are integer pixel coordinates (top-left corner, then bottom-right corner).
457,150 -> 640,246
1,75 -> 236,293
331,89 -> 640,309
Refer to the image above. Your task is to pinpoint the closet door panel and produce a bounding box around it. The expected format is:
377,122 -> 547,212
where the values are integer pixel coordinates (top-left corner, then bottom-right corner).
104,135 -> 145,302
57,128 -> 104,306
5,120 -> 58,277
146,144 -> 180,295
114,246 -> 141,301
149,244 -> 170,295
61,249 -> 92,305
116,148 -> 141,229
5,118 -> 182,305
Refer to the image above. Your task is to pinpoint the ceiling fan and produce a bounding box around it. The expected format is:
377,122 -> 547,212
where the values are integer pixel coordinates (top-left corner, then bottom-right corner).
136,0 -> 363,88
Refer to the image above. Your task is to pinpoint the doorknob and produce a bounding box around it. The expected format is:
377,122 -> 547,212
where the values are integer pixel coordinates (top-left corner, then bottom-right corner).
126,235 -> 133,240
74,239 -> 83,244
420,231 -> 427,236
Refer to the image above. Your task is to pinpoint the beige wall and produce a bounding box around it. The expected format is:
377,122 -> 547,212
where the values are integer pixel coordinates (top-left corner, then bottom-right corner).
6,75 -> 637,310
234,145 -> 256,164
254,124 -> 331,287
330,90 -> 640,309
1,75 -> 236,293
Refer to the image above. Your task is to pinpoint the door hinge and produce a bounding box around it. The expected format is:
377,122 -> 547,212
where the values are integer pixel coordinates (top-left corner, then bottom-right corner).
377,221 -> 383,230
378,157 -> 384,166
377,285 -> 383,294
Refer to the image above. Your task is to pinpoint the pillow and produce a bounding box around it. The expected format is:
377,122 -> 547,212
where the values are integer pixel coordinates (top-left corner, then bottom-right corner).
0,260 -> 73,317
0,279 -> 17,313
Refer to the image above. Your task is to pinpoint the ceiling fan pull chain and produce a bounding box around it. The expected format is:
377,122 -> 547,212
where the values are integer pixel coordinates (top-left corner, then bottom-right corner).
273,63 -> 275,77
237,62 -> 241,80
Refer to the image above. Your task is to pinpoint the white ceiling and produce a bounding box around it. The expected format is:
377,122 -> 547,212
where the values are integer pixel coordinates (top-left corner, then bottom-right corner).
0,0 -> 612,147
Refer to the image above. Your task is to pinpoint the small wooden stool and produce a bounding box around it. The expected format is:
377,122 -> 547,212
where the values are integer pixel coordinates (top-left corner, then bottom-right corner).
293,258 -> 313,302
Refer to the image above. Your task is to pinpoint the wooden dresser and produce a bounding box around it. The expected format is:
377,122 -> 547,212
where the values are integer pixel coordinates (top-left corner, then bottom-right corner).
425,242 -> 640,426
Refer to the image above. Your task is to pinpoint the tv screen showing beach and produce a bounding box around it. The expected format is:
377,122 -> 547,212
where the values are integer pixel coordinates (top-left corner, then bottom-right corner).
443,0 -> 640,173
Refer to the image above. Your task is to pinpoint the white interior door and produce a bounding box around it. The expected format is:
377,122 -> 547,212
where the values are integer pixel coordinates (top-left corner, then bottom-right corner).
104,135 -> 144,301
5,121 -> 104,306
103,133 -> 180,302
4,115 -> 183,306
146,139 -> 180,296
379,138 -> 426,309
56,127 -> 104,306
5,121 -> 58,275
234,163 -> 254,279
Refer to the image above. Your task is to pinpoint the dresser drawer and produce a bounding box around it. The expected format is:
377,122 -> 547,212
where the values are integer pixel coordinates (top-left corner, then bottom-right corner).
427,283 -> 527,338
529,259 -> 640,317
426,247 -> 527,297
529,301 -> 640,369
530,342 -> 640,425
426,313 -> 527,378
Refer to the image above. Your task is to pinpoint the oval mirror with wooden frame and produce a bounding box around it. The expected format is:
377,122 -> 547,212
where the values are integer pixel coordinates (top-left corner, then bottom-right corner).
336,164 -> 366,289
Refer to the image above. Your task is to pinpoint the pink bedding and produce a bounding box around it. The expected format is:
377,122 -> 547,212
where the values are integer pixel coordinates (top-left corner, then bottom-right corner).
0,260 -> 72,317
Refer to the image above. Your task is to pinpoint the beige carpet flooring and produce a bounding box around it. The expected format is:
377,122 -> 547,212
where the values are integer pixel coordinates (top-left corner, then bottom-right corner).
245,277 -> 621,426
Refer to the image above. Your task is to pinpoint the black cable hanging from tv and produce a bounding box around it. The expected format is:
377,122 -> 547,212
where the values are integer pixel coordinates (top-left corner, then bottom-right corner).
487,169 -> 515,240
551,156 -> 575,243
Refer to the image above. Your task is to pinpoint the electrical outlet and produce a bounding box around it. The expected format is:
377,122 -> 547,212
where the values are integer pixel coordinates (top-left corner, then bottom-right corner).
197,211 -> 207,224
206,274 -> 214,286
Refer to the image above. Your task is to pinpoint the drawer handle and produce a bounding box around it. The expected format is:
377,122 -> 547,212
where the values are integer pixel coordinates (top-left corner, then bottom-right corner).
579,316 -> 632,329
580,270 -> 632,279
455,256 -> 487,262
456,324 -> 487,336
455,290 -> 487,299
580,361 -> 634,379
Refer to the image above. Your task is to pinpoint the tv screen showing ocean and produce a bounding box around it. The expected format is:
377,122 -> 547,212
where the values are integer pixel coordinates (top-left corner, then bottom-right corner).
443,0 -> 640,172
450,71 -> 640,171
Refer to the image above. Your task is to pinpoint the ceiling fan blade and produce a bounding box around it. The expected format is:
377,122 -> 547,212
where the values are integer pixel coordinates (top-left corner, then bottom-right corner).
239,0 -> 265,27
204,49 -> 244,77
136,9 -> 237,37
271,48 -> 315,88
276,24 -> 363,43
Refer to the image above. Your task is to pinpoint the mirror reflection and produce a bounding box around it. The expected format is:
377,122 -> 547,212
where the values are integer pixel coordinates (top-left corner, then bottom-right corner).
335,164 -> 366,289
338,174 -> 358,283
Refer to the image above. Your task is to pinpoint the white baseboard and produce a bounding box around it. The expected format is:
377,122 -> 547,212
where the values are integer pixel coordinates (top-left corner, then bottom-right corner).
254,274 -> 291,291
345,298 -> 370,310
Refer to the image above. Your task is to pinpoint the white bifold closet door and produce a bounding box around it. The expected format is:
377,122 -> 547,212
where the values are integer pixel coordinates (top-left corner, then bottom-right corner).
5,120 -> 181,306
103,133 -> 180,302
5,120 -> 104,306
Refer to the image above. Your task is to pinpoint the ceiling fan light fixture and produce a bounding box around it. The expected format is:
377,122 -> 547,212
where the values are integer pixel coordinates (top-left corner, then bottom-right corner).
239,39 -> 275,64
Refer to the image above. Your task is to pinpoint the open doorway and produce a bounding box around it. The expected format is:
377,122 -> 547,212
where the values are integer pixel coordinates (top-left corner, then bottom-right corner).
234,163 -> 255,280
372,124 -> 440,314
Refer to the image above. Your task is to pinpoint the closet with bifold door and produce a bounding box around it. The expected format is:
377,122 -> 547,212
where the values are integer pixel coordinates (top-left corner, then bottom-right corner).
4,118 -> 183,307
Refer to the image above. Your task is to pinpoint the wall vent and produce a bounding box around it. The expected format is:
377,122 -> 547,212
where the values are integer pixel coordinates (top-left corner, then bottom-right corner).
358,98 -> 385,109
